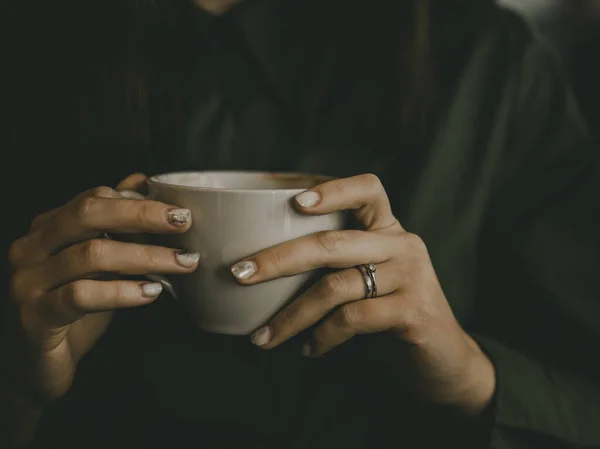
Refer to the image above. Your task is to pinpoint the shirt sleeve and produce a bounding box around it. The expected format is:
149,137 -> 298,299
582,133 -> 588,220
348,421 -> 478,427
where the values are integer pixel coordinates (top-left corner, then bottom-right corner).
471,32 -> 600,449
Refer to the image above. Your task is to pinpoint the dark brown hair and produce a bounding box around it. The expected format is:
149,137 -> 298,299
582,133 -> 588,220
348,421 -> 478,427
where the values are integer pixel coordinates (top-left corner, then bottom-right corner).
126,0 -> 434,150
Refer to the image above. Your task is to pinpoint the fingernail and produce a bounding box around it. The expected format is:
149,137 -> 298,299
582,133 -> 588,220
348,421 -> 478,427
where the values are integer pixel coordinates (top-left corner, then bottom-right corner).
118,189 -> 146,200
295,190 -> 320,208
175,251 -> 200,267
168,208 -> 191,226
301,343 -> 312,357
231,260 -> 257,280
251,326 -> 271,346
142,282 -> 163,298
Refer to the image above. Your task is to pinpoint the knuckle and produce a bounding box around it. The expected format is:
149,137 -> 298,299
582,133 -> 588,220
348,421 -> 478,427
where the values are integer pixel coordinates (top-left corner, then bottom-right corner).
141,245 -> 165,269
68,281 -> 91,311
75,195 -> 100,223
319,272 -> 349,298
331,179 -> 346,196
314,230 -> 345,254
404,232 -> 428,254
263,247 -> 284,270
277,307 -> 295,329
339,304 -> 360,327
81,239 -> 107,266
133,200 -> 157,225
361,173 -> 383,191
112,282 -> 131,303
390,232 -> 406,250
73,187 -> 117,224
8,238 -> 26,267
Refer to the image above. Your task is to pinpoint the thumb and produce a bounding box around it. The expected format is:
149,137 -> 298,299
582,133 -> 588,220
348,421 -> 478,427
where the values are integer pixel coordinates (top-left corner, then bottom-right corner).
116,173 -> 148,192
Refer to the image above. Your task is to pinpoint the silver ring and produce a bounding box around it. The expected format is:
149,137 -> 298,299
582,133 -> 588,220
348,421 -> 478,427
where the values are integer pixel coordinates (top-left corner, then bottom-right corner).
358,264 -> 378,299
366,263 -> 377,298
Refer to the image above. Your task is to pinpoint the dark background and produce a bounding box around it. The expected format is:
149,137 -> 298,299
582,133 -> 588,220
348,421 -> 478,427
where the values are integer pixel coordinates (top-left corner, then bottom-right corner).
0,0 -> 599,314
498,0 -> 600,138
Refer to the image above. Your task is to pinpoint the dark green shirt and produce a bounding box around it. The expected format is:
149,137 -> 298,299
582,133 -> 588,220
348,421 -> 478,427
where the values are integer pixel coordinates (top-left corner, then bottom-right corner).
4,1 -> 600,448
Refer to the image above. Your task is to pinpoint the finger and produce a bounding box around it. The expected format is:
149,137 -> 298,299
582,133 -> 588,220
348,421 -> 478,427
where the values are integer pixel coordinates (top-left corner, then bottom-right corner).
20,190 -> 192,264
117,189 -> 146,200
294,174 -> 401,231
10,186 -> 124,269
254,263 -> 398,349
39,279 -> 163,326
13,185 -> 152,269
27,187 -> 121,234
29,207 -> 61,233
231,230 -> 398,284
304,296 -> 401,357
34,239 -> 200,290
116,173 -> 148,191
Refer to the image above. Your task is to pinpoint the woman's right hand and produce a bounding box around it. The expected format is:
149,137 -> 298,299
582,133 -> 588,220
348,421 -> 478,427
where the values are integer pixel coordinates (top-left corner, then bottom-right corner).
5,174 -> 199,406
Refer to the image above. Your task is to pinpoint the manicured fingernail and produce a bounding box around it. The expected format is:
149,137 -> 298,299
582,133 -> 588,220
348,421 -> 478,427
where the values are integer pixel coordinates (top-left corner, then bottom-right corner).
231,260 -> 257,280
295,190 -> 320,208
168,208 -> 191,226
301,343 -> 312,357
142,282 -> 163,298
251,326 -> 271,346
118,189 -> 146,200
175,251 -> 200,267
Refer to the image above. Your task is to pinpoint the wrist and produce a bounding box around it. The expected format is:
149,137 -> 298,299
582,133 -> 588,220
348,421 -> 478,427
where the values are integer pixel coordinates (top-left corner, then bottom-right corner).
455,334 -> 497,417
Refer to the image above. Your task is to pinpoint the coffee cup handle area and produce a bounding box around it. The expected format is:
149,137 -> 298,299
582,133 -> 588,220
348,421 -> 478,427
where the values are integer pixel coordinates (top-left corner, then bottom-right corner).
105,189 -> 178,299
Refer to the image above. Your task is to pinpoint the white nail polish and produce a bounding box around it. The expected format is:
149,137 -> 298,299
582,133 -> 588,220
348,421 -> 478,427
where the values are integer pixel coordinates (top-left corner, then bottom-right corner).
251,326 -> 271,346
176,251 -> 200,267
231,260 -> 257,280
142,282 -> 163,298
168,208 -> 191,226
295,190 -> 320,208
118,189 -> 146,200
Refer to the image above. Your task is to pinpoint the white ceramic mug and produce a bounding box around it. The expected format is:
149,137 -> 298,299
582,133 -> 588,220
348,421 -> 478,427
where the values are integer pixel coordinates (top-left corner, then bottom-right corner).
139,171 -> 345,335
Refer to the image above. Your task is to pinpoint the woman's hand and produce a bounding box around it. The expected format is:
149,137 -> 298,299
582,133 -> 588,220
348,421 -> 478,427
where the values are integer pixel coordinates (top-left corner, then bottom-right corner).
5,174 -> 199,405
231,174 -> 496,416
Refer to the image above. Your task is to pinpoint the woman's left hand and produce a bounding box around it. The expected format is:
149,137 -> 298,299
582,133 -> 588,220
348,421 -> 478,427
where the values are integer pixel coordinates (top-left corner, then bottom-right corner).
231,174 -> 496,416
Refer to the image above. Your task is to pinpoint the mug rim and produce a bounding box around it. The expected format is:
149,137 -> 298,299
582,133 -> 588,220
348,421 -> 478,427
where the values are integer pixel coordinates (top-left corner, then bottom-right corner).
148,170 -> 335,193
